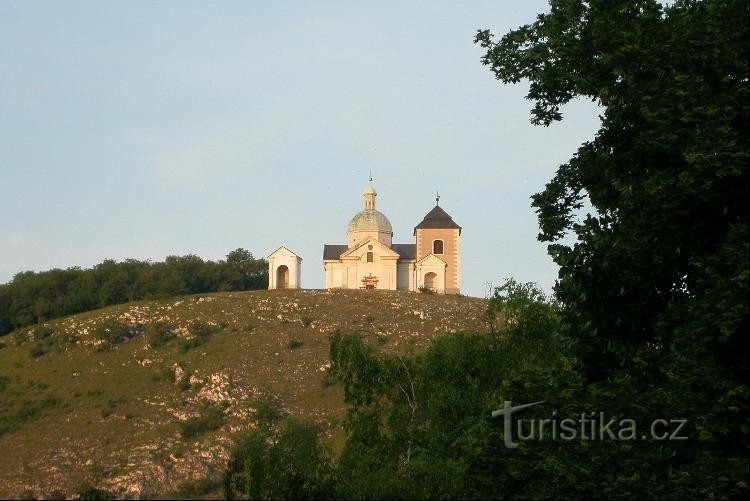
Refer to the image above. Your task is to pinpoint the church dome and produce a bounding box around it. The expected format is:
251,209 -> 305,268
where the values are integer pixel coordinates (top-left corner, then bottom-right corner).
347,209 -> 393,234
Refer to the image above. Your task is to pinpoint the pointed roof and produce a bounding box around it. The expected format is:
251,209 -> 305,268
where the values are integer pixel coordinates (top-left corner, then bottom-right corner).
268,246 -> 302,259
415,253 -> 447,266
413,205 -> 462,235
339,236 -> 399,259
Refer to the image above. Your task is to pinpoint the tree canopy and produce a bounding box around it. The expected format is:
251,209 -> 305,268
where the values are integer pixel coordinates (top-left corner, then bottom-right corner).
0,249 -> 267,336
475,0 -> 748,380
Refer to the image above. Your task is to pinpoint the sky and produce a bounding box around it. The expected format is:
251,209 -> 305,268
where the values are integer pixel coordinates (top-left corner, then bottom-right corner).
0,0 -> 600,298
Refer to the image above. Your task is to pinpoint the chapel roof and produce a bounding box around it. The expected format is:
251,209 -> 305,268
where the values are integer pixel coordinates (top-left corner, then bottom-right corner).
413,205 -> 462,234
323,243 -> 415,260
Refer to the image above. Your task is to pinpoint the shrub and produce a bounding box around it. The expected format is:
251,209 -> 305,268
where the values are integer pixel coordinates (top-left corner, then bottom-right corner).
177,320 -> 221,352
224,419 -> 333,500
175,478 -> 222,498
254,395 -> 286,426
29,343 -> 47,358
146,322 -> 176,349
177,378 -> 191,392
179,406 -> 225,438
287,339 -> 304,350
93,319 -> 140,349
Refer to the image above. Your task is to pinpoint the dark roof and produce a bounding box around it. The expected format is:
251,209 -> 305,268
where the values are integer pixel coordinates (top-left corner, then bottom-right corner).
323,244 -> 348,260
323,243 -> 416,260
392,243 -> 416,260
413,205 -> 462,234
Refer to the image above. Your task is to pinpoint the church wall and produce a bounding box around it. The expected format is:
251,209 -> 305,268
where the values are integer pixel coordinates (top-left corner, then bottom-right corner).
397,261 -> 416,290
416,228 -> 460,294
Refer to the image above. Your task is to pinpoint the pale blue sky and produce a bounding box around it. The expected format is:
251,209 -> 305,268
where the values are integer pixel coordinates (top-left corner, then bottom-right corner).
0,0 -> 599,297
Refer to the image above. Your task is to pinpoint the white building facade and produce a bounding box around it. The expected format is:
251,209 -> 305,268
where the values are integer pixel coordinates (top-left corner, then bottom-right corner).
268,246 -> 302,289
323,184 -> 461,294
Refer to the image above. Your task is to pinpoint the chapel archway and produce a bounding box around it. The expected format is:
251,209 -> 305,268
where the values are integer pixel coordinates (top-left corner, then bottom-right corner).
424,272 -> 437,291
276,265 -> 289,289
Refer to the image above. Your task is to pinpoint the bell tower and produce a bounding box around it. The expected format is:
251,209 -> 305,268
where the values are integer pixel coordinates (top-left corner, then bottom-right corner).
414,193 -> 462,294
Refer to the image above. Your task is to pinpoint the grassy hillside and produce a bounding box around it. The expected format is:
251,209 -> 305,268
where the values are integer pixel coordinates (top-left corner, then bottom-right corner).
0,289 -> 487,499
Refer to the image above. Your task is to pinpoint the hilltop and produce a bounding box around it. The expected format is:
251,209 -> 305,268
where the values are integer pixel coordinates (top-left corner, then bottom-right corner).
0,289 -> 488,499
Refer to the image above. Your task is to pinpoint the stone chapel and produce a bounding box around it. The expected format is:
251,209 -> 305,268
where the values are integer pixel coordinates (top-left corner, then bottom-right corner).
322,184 -> 462,294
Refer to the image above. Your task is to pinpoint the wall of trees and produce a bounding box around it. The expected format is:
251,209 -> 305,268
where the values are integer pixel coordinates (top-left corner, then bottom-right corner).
0,248 -> 267,336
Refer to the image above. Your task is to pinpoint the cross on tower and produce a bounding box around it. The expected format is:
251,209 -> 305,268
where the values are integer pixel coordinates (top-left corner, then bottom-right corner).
436,191 -> 440,205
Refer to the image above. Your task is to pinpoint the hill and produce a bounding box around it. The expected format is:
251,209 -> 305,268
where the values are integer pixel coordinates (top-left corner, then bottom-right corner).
0,289 -> 488,499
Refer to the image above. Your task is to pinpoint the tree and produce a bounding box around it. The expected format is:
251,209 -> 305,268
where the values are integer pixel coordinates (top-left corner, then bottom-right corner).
475,0 -> 748,377
476,0 -> 748,496
224,419 -> 332,499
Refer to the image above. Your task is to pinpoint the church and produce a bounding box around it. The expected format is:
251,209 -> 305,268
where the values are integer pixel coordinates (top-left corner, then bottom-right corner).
322,183 -> 462,294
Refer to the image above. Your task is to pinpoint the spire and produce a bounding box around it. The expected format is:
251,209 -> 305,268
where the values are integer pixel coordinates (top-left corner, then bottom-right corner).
362,175 -> 377,210
436,191 -> 440,205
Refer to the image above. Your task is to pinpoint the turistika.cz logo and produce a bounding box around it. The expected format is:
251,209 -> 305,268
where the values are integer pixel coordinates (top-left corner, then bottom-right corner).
491,401 -> 688,449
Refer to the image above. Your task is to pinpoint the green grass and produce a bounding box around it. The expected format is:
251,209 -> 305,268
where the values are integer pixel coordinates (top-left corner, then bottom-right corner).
0,289 -> 489,498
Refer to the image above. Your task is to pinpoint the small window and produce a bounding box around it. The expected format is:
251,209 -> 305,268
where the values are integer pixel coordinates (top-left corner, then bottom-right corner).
433,240 -> 444,255
367,252 -> 373,262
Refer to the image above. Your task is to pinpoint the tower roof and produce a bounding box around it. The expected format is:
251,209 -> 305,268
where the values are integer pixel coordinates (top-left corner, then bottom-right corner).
363,185 -> 377,195
414,205 -> 462,235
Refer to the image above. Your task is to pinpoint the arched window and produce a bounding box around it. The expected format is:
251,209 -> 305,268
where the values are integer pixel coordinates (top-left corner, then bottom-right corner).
433,239 -> 444,255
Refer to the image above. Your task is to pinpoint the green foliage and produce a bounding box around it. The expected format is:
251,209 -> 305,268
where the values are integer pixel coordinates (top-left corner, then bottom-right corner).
472,0 -> 748,496
179,405 -> 225,438
0,395 -> 61,436
476,0 -> 748,375
175,477 -> 222,498
485,278 -> 559,337
92,319 -> 140,350
224,419 -> 333,500
177,377 -> 191,392
177,320 -> 221,352
254,396 -> 286,426
146,321 -> 176,349
0,248 -> 268,337
28,343 -> 47,358
328,282 -> 573,499
287,338 -> 304,350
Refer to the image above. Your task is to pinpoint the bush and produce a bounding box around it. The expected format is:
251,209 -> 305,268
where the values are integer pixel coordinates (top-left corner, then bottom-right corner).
254,395 -> 286,426
175,478 -> 222,498
287,339 -> 304,350
177,320 -> 221,352
29,343 -> 47,358
224,419 -> 333,499
179,406 -> 225,438
146,322 -> 176,349
93,319 -> 140,349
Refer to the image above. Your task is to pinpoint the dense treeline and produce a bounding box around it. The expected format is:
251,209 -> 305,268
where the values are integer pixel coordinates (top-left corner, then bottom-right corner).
0,248 -> 267,336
